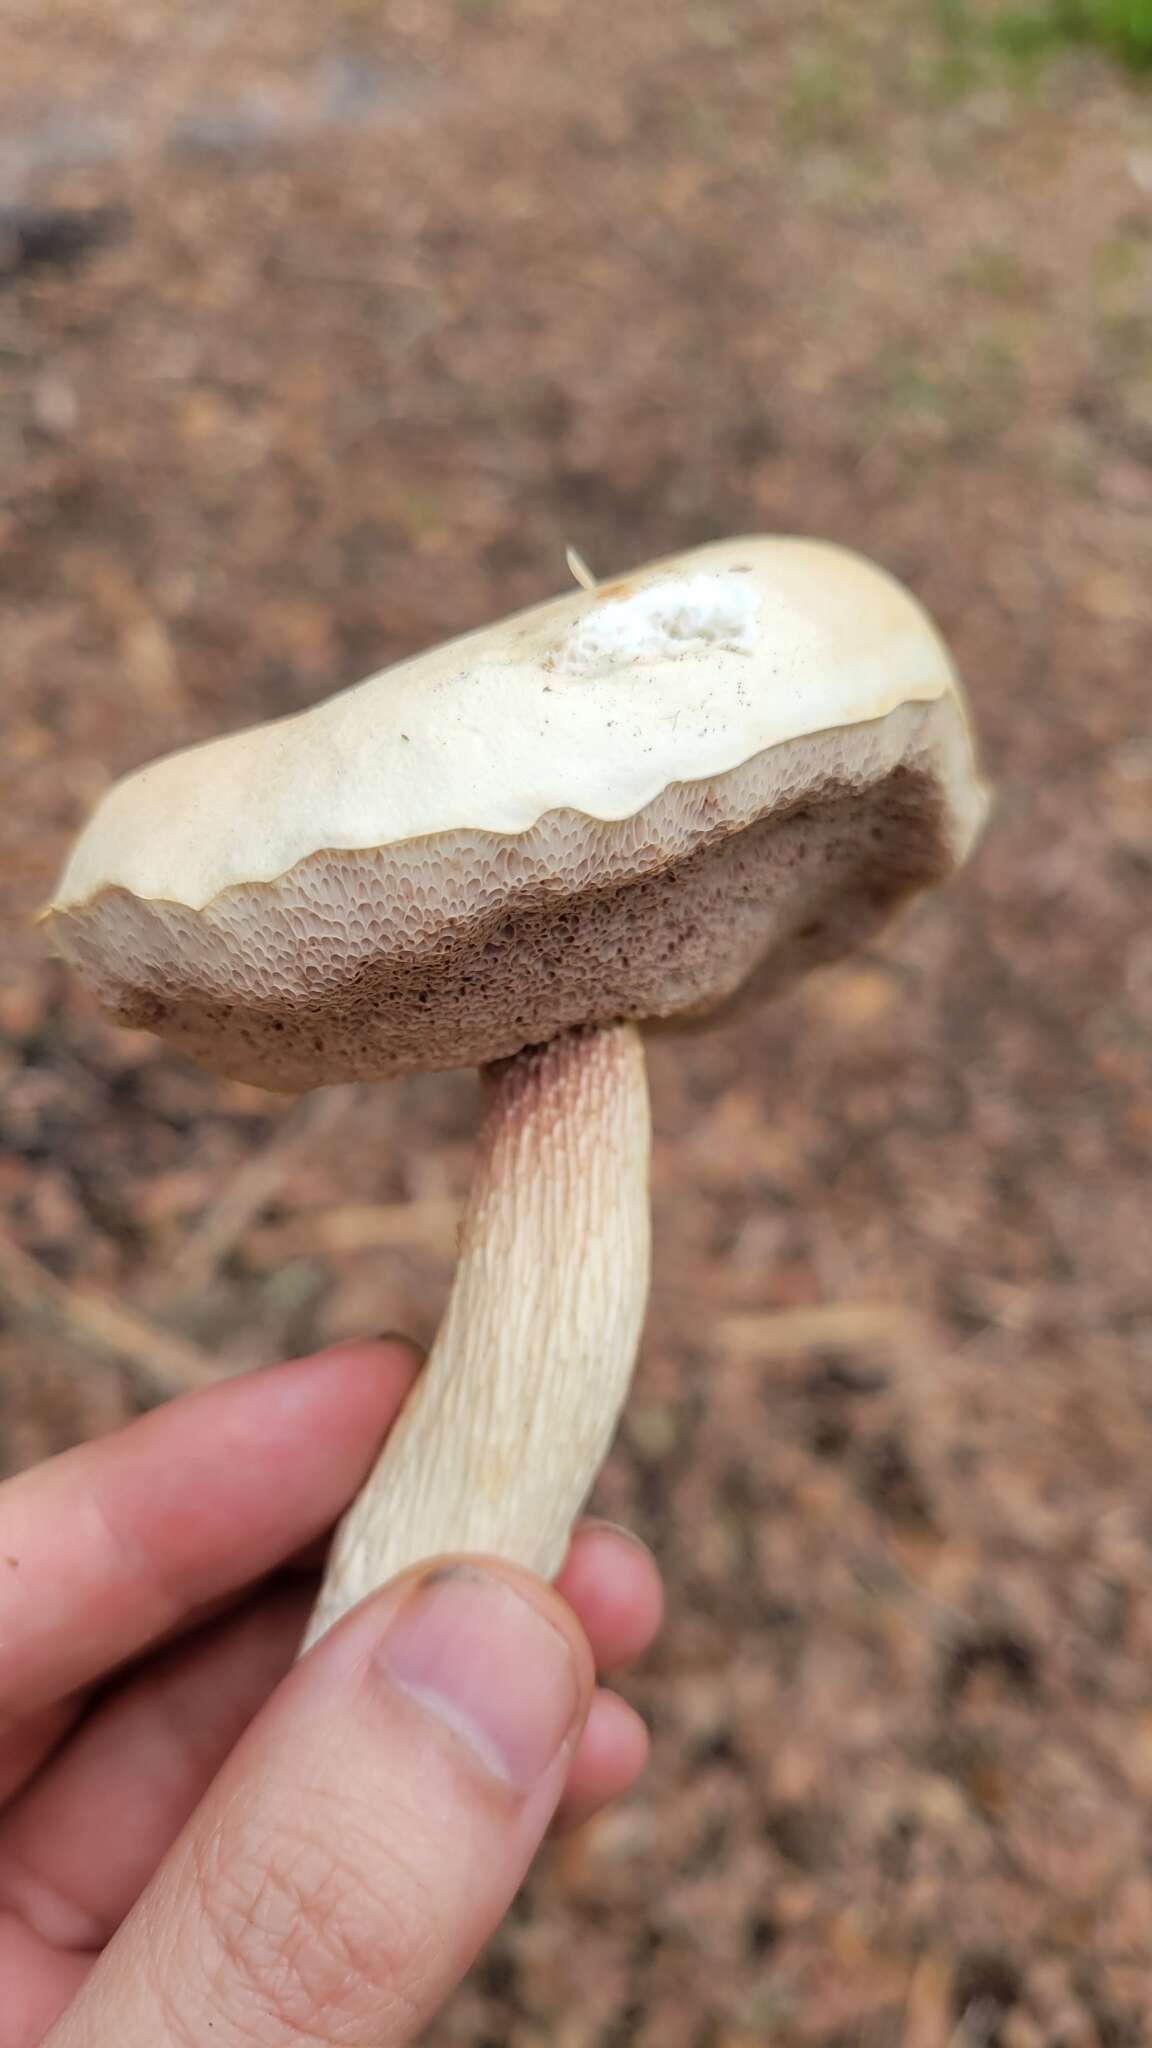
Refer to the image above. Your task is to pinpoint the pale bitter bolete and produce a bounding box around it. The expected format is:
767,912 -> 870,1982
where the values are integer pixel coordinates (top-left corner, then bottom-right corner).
45,537 -> 987,1647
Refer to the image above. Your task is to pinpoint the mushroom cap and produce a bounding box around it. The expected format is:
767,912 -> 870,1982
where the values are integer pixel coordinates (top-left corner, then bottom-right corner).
45,536 -> 987,1089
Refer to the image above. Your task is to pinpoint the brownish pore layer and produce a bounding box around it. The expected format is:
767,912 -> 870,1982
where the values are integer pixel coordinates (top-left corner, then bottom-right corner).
53,767 -> 947,1089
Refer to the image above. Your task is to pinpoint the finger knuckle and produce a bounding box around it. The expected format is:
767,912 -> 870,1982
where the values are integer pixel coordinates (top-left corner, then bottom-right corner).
186,1794 -> 433,2044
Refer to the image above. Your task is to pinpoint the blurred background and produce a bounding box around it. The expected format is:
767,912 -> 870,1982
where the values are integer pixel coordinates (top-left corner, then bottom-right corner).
2,0 -> 1151,2040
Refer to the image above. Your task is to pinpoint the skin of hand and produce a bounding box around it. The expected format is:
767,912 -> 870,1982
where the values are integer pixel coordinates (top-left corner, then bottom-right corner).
0,1340 -> 663,2047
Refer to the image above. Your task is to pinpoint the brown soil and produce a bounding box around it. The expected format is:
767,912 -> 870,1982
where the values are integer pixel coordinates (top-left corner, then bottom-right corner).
2,1 -> 1150,2041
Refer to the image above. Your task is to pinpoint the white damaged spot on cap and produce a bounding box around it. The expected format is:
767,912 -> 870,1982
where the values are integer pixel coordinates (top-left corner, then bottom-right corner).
553,573 -> 759,677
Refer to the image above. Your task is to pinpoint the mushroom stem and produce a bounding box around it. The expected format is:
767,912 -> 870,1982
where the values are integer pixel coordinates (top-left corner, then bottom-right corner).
302,1023 -> 652,1649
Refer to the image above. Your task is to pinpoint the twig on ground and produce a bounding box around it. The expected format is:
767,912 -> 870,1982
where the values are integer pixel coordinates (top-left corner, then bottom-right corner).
307,1198 -> 460,1254
0,1228 -> 225,1392
158,1087 -> 352,1298
715,1300 -> 918,1357
240,1197 -> 461,1269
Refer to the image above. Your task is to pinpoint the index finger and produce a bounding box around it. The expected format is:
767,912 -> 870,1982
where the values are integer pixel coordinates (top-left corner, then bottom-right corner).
0,1340 -> 420,1721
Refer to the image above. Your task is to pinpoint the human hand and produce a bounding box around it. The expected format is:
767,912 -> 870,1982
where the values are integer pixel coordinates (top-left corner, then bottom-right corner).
0,1340 -> 662,2045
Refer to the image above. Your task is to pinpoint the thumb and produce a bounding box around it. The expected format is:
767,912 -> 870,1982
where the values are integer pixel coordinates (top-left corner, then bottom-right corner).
50,1562 -> 594,2048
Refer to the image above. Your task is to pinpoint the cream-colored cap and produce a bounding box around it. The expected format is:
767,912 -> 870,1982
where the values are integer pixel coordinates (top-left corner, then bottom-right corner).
45,536 -> 987,1089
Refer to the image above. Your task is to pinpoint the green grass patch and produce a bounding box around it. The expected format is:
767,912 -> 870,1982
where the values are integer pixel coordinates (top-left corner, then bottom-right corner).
939,0 -> 1152,73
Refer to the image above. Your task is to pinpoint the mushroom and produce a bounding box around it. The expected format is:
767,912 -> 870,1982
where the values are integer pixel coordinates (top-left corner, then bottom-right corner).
44,536 -> 987,1648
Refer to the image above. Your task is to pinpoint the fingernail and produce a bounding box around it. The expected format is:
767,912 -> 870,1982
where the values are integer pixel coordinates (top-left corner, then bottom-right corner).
579,1518 -> 653,1555
378,1568 -> 581,1791
375,1332 -> 426,1362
